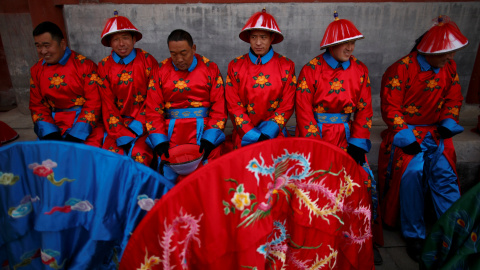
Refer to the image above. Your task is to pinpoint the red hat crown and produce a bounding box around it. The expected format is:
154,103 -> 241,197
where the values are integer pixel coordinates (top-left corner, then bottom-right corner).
100,10 -> 142,47
417,15 -> 468,55
320,11 -> 364,50
239,8 -> 284,44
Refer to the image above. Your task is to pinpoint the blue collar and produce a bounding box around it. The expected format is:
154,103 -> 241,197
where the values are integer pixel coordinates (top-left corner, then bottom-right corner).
112,49 -> 137,65
417,54 -> 440,74
249,47 -> 274,65
323,51 -> 350,70
43,47 -> 71,66
173,55 -> 197,72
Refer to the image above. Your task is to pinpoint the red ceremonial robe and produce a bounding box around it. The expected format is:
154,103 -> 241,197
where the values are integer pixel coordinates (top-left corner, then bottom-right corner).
378,51 -> 463,227
225,49 -> 296,149
29,48 -> 103,147
98,48 -> 158,166
120,138 -> 374,270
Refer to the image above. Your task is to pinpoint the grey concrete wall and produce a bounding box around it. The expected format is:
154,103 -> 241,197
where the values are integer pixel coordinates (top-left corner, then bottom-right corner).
63,2 -> 480,122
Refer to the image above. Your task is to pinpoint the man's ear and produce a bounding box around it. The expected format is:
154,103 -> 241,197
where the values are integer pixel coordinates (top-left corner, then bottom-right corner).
60,38 -> 67,50
192,44 -> 197,54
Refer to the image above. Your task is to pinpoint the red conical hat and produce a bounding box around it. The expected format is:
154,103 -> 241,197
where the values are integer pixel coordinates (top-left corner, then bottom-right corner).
165,144 -> 204,176
320,11 -> 364,50
417,15 -> 468,55
100,10 -> 142,47
239,8 -> 284,44
0,121 -> 19,146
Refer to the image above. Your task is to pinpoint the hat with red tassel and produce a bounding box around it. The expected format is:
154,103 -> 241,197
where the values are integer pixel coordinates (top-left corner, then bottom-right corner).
239,8 -> 284,44
101,10 -> 142,47
320,11 -> 364,50
417,15 -> 468,55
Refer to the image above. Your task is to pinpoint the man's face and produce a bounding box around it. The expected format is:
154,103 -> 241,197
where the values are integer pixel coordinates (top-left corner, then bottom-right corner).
425,52 -> 456,68
168,40 -> 196,71
329,41 -> 356,63
110,32 -> 136,58
249,30 -> 274,57
34,32 -> 66,65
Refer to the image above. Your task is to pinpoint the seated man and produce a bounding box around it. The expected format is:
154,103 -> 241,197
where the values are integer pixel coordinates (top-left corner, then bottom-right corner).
29,21 -> 103,146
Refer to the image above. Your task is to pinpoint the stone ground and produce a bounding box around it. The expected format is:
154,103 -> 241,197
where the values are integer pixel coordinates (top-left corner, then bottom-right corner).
1,105 -> 479,269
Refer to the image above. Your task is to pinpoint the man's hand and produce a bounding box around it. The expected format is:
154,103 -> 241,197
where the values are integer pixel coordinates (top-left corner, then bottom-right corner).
199,139 -> 215,160
437,126 -> 453,139
257,133 -> 269,142
154,142 -> 170,158
347,144 -> 366,165
42,132 -> 63,141
402,141 -> 422,155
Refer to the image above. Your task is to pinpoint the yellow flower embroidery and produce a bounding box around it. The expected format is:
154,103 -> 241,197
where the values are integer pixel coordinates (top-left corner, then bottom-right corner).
146,122 -> 153,131
32,114 -> 39,123
161,58 -> 168,65
102,56 -> 109,63
298,80 -> 308,90
292,75 -> 297,84
191,101 -> 202,107
427,80 -> 437,89
315,106 -> 326,113
76,54 -> 86,61
271,101 -> 279,109
405,106 -> 418,114
135,155 -> 144,163
216,76 -> 223,85
75,97 -> 86,106
226,76 -> 232,84
274,114 -> 285,125
202,56 -> 210,63
309,58 -> 318,66
453,74 -> 459,83
235,116 -> 244,126
449,107 -> 459,116
116,100 -> 123,108
357,102 -> 364,111
331,80 -> 342,91
175,80 -> 188,90
256,75 -> 268,85
389,78 -> 401,88
148,79 -> 155,88
47,99 -> 55,108
247,104 -> 254,113
394,116 -> 404,125
366,119 -> 372,129
109,116 -> 119,125
413,130 -> 419,137
231,191 -> 251,211
120,72 -> 131,82
165,102 -> 172,109
396,159 -> 403,168
135,95 -> 145,103
50,75 -> 64,86
85,112 -> 96,122
438,100 -> 444,109
308,125 -> 318,134
344,106 -> 353,114
402,56 -> 411,65
145,68 -> 151,78
216,120 -> 225,129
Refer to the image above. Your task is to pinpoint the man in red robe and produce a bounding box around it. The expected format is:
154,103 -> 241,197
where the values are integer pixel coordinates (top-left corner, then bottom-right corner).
30,21 -> 103,147
378,15 -> 468,262
225,9 -> 296,149
98,11 -> 158,166
146,29 -> 227,182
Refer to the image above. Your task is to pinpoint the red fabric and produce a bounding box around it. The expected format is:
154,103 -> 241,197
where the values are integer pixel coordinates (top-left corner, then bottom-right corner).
320,15 -> 363,49
295,54 -> 372,150
239,9 -> 283,44
146,54 -> 227,159
29,50 -> 104,146
417,16 -> 468,54
225,52 -> 296,149
100,14 -> 142,46
378,52 -> 462,226
97,48 -> 157,165
120,138 -> 374,269
0,121 -> 19,145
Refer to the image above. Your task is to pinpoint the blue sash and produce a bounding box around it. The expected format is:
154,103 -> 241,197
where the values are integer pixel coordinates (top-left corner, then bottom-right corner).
314,113 -> 351,140
165,107 -> 209,145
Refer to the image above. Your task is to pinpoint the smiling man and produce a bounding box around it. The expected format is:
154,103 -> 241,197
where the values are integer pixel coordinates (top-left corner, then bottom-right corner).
378,15 -> 468,262
97,11 -> 158,167
146,29 -> 227,182
29,21 -> 103,146
225,8 -> 296,149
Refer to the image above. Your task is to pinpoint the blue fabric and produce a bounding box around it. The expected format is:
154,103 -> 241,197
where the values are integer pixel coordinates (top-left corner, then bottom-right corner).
117,136 -> 135,147
165,107 -> 209,119
348,138 -> 372,153
168,119 -> 175,141
148,133 -> 168,149
202,128 -> 226,147
399,133 -> 460,239
439,118 -> 464,136
249,47 -> 274,65
393,128 -> 417,148
417,54 -> 440,74
257,121 -> 280,139
195,118 -> 204,145
0,141 -> 173,269
112,49 -> 136,65
173,56 -> 197,72
43,47 -> 71,66
69,122 -> 92,141
241,127 -> 262,147
323,51 -> 350,70
314,113 -> 351,141
34,121 -> 61,138
127,119 -> 144,136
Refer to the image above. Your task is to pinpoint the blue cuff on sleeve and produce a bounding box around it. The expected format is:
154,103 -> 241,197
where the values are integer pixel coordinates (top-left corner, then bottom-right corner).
34,121 -> 61,138
68,122 -> 92,141
241,128 -> 262,147
117,136 -> 135,146
393,128 -> 417,148
128,119 -> 144,136
348,138 -> 372,153
201,128 -> 226,147
148,133 -> 169,149
258,120 -> 280,139
439,118 -> 464,136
